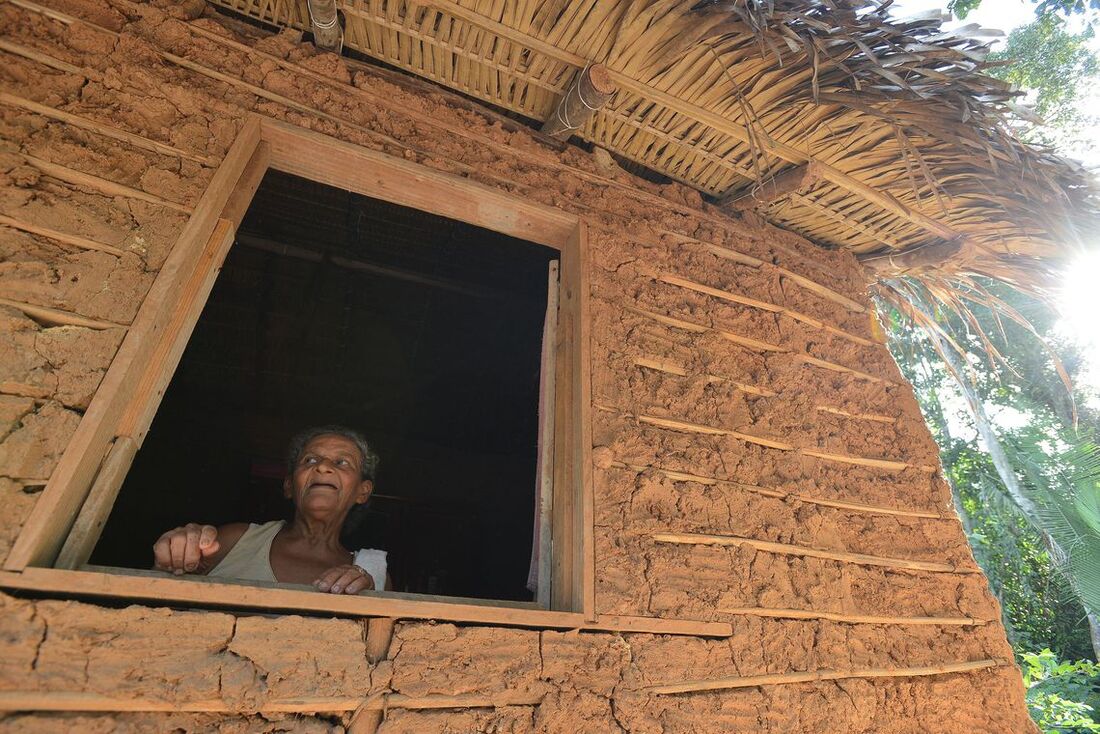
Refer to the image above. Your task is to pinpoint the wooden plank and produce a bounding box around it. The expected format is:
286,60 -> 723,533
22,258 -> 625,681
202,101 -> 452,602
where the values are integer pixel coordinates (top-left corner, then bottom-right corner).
260,117 -> 577,249
53,436 -> 139,570
0,566 -> 732,637
0,91 -> 219,166
1,566 -> 586,627
118,218 -> 236,443
643,659 -> 1003,695
652,532 -> 978,573
20,155 -> 194,213
2,116 -> 262,571
219,142 -> 271,228
0,214 -> 127,257
572,223 -> 595,622
534,261 -> 559,609
0,297 -> 126,330
551,240 -> 577,612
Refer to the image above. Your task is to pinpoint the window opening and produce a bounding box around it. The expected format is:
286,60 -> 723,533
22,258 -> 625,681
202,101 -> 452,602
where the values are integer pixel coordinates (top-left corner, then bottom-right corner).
90,170 -> 559,603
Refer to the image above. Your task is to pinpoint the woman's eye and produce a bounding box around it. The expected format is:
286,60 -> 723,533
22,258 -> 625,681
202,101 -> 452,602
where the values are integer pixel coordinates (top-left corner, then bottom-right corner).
304,456 -> 319,465
336,459 -> 350,467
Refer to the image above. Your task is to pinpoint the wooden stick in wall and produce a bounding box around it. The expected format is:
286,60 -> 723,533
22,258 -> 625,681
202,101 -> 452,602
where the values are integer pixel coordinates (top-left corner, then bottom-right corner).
652,531 -> 979,573
349,617 -> 398,734
19,155 -> 194,213
658,273 -> 875,347
0,38 -> 98,79
718,606 -> 985,626
0,214 -> 128,257
607,408 -> 926,472
633,356 -> 896,423
0,92 -> 219,166
643,658 -> 1003,695
607,461 -> 945,519
0,297 -> 127,330
0,690 -> 544,714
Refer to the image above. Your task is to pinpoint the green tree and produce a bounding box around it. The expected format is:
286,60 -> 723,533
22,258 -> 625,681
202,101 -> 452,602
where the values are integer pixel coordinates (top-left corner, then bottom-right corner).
986,17 -> 1099,146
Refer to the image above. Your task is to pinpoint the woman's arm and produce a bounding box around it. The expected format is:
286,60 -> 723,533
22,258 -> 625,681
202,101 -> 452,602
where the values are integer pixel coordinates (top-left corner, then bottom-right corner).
152,522 -> 248,575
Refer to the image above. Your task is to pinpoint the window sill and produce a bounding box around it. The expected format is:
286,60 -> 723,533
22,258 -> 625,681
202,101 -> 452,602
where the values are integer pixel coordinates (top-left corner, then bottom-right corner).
0,565 -> 731,637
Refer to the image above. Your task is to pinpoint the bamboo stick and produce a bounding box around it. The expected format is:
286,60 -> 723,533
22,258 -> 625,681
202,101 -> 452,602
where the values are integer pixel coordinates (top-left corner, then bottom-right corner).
602,406 -> 922,472
0,39 -> 97,79
606,460 -> 945,519
0,691 -> 543,714
696,241 -> 867,314
0,214 -> 128,257
717,606 -> 985,626
0,92 -> 219,166
19,155 -> 194,213
652,531 -> 978,573
643,659 -> 1003,694
0,297 -> 127,330
657,273 -> 875,347
626,306 -> 897,385
815,405 -> 895,424
632,356 -> 777,397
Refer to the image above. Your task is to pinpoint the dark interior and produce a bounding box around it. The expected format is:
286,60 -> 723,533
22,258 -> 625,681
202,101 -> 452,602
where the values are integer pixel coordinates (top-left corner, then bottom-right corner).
91,169 -> 558,602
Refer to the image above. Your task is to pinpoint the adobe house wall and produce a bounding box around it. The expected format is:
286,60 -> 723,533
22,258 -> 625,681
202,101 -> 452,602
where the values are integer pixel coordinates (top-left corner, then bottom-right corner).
0,1 -> 1036,731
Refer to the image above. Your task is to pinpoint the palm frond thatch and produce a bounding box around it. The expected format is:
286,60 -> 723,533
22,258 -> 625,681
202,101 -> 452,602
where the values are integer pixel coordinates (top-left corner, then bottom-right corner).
207,0 -> 1100,297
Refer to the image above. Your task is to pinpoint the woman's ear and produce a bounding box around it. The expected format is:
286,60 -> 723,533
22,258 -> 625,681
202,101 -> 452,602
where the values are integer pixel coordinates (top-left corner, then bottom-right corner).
356,479 -> 374,504
282,476 -> 292,499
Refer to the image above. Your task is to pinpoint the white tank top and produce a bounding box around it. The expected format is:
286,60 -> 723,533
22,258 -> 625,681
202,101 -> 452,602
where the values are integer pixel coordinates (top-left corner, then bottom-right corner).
207,520 -> 387,591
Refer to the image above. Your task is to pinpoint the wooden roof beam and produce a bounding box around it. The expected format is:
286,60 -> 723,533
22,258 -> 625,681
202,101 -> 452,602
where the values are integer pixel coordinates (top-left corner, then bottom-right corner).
306,0 -> 342,52
541,63 -> 616,140
424,0 -> 968,245
721,163 -> 817,211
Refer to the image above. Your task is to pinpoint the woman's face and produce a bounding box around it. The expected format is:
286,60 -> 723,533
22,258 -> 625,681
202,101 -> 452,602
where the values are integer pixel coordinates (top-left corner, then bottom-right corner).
284,434 -> 373,519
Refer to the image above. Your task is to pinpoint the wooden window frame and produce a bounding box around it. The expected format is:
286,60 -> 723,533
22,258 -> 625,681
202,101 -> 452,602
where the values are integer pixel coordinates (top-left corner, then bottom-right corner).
0,115 -> 644,631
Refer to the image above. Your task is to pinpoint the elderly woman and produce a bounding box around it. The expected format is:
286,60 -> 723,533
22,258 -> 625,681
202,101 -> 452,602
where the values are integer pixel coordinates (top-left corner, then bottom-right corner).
153,426 -> 388,594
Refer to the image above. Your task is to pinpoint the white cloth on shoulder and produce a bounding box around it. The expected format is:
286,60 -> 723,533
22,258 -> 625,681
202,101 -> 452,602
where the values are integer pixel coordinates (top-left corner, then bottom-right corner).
352,548 -> 388,592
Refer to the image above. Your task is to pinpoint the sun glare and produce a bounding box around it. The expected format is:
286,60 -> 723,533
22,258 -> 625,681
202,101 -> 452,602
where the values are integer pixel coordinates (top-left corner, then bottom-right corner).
1057,249 -> 1100,402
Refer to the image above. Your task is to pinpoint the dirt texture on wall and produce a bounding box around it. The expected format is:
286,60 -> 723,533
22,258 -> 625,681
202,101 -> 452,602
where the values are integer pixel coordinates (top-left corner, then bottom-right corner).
0,0 -> 1037,731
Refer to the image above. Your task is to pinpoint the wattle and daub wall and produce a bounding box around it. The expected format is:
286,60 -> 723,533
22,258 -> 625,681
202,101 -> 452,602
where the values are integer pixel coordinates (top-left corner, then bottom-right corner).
0,0 -> 1037,731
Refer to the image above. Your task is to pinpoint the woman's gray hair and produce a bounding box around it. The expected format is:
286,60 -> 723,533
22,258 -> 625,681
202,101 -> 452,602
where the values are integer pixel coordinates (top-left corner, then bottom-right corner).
286,425 -> 380,481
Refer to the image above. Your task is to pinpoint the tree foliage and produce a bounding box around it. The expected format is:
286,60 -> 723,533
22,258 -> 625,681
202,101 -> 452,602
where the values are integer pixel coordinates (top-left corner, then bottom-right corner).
986,17 -> 1098,144
950,0 -> 1099,22
884,282 -> 1100,729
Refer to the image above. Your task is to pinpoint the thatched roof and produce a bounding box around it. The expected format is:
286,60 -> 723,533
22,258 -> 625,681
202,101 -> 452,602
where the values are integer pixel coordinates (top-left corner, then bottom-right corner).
208,0 -> 1099,289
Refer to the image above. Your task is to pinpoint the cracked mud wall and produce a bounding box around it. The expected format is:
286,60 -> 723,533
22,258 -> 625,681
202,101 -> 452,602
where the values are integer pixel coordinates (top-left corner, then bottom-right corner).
0,0 -> 1037,731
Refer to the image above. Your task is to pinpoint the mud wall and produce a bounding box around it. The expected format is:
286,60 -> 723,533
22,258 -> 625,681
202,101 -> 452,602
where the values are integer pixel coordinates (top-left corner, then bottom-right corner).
0,0 -> 1036,731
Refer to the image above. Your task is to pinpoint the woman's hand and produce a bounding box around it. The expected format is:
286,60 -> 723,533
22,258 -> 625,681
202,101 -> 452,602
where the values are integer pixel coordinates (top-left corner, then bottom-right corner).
153,523 -> 220,575
314,564 -> 375,594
